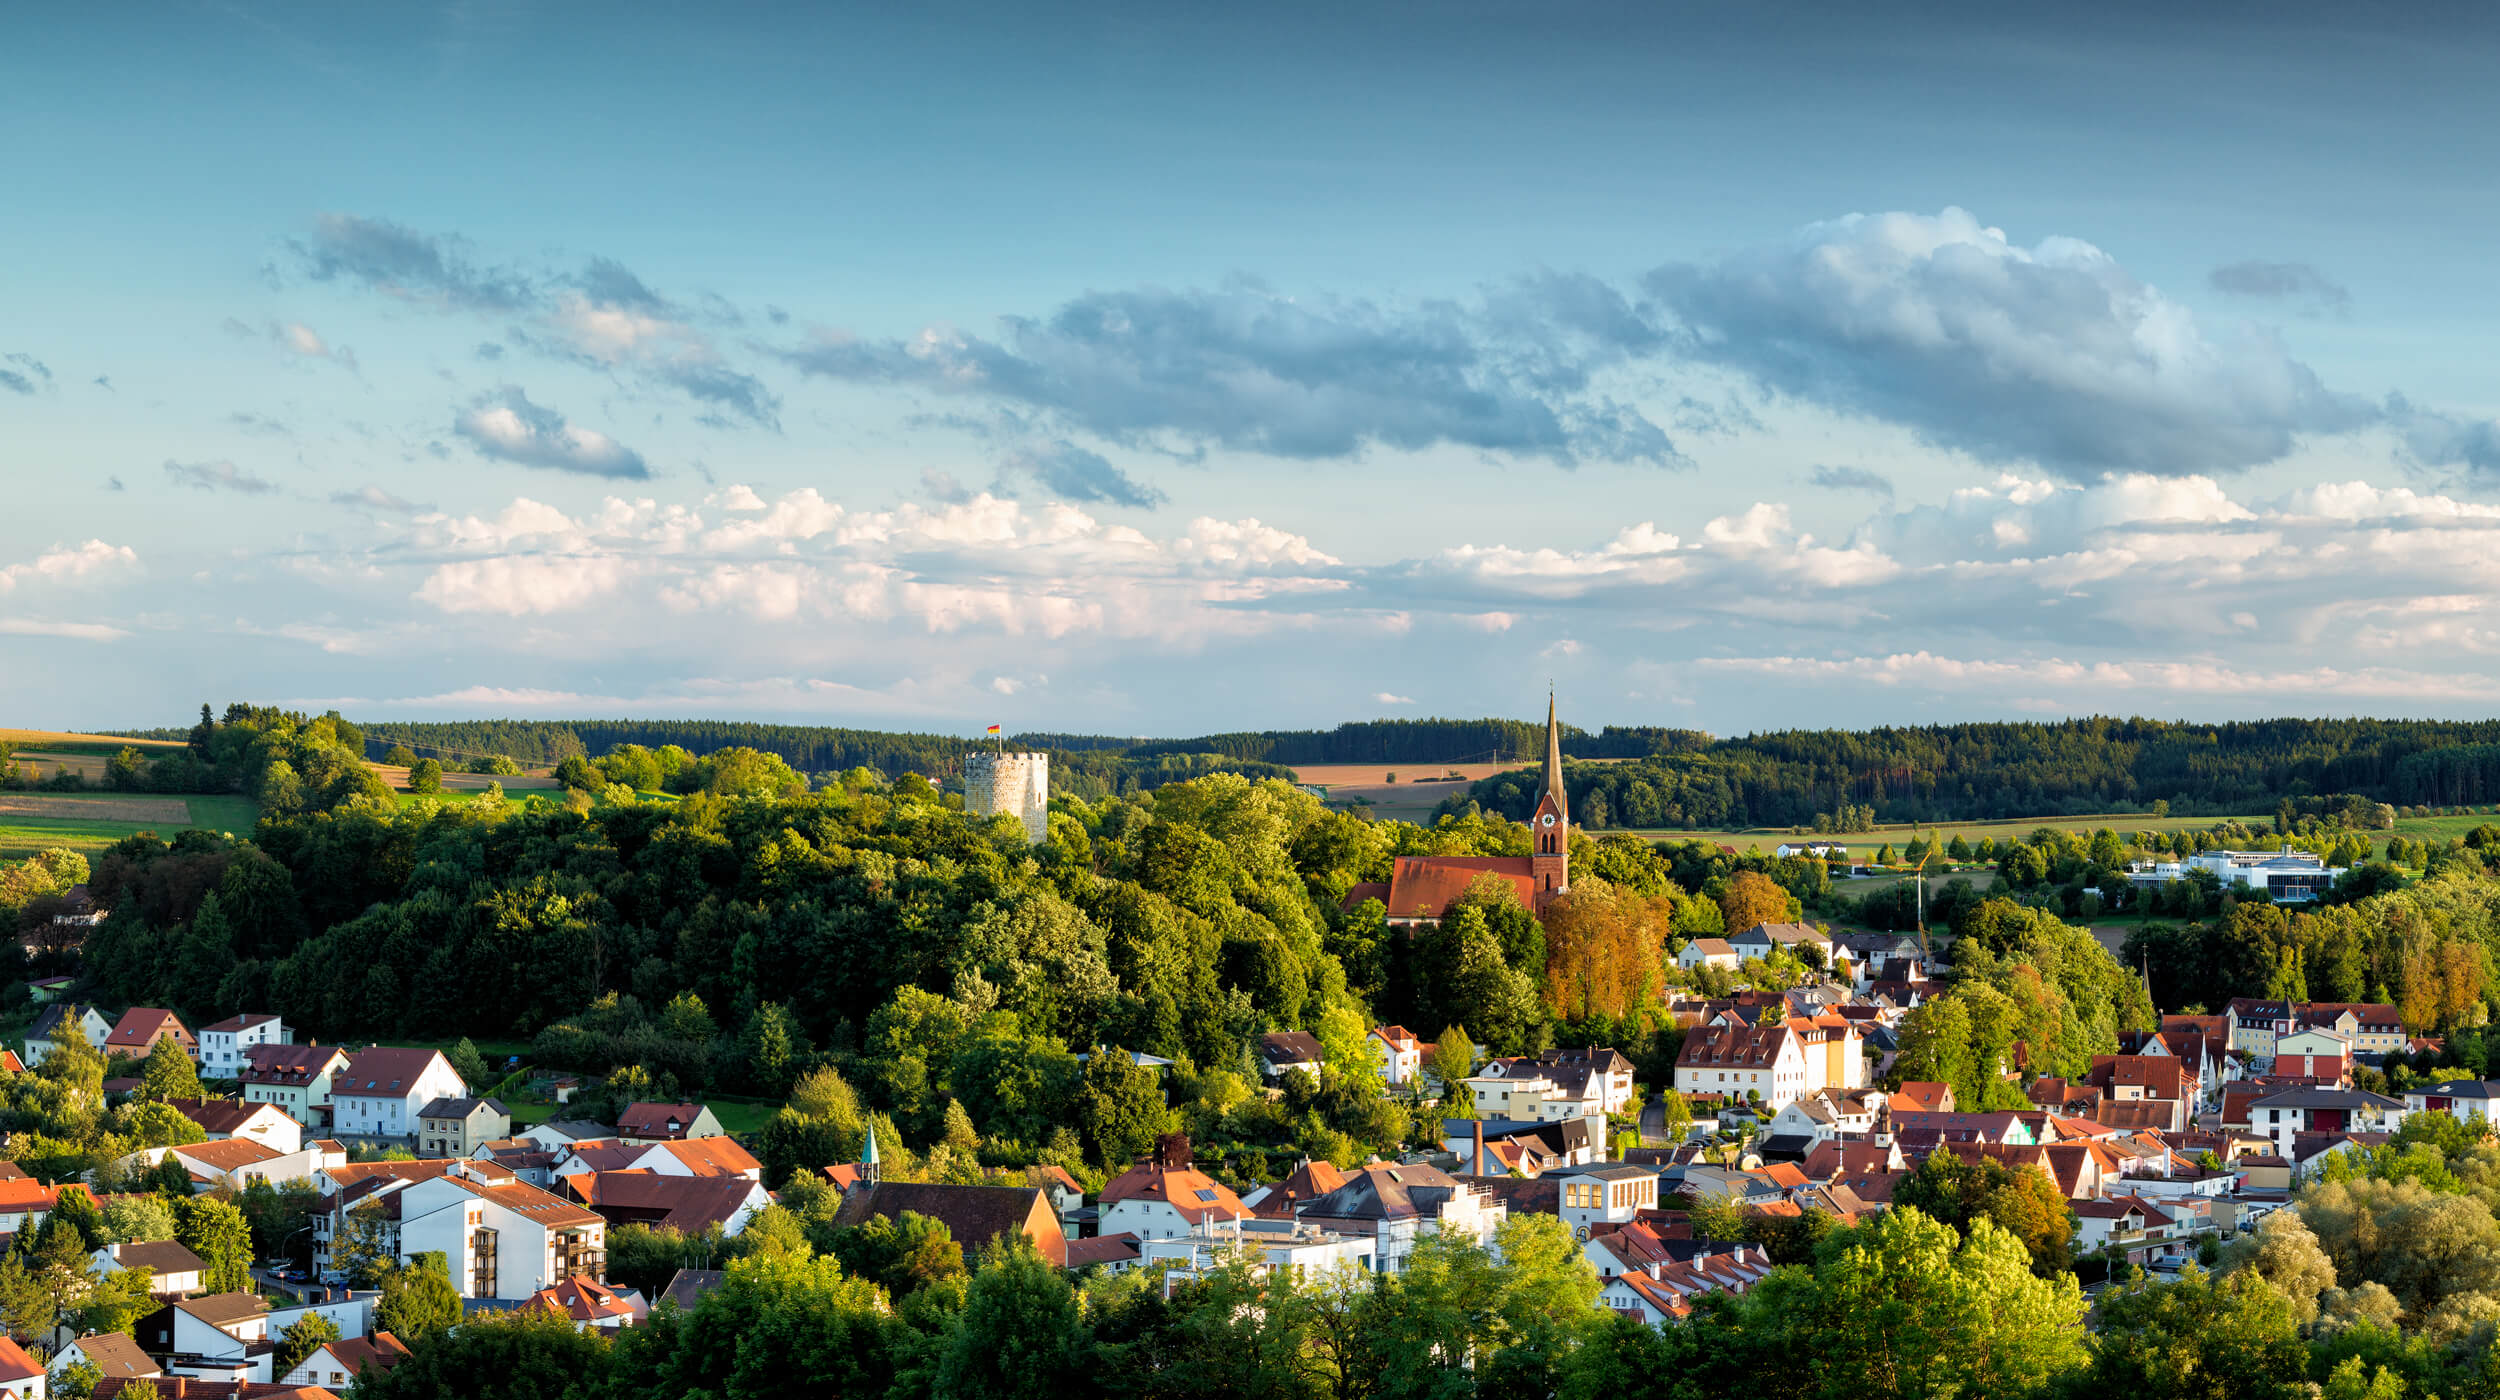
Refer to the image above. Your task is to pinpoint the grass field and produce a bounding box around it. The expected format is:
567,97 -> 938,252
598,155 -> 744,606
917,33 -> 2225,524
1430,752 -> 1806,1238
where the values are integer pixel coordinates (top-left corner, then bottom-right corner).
0,792 -> 260,858
0,729 -> 188,754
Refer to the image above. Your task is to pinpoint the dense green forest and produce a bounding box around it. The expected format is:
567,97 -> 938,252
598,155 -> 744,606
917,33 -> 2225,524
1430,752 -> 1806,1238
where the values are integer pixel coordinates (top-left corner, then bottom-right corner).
1453,716 -> 2500,830
97,712 -> 2500,827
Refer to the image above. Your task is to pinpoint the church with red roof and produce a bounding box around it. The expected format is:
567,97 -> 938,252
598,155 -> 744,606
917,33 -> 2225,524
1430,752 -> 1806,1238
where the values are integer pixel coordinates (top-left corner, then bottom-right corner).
1343,695 -> 1572,926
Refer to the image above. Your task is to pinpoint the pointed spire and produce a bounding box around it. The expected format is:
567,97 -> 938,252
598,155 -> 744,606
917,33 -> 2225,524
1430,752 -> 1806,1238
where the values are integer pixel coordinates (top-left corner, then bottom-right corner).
864,1118 -> 880,1168
1541,690 -> 1567,820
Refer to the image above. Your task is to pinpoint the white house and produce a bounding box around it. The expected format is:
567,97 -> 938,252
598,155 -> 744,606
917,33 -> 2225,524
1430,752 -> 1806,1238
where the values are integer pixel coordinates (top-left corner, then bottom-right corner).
1553,1164 -> 1658,1239
1369,1026 -> 1424,1086
197,1014 -> 289,1077
1774,842 -> 1846,859
1137,1216 -> 1376,1286
331,1047 -> 468,1141
239,1043 -> 354,1127
1097,1140 -> 1248,1240
1767,1087 -> 1879,1144
2130,849 -> 2344,903
135,1293 -> 273,1383
1676,938 -> 1739,971
281,1334 -> 411,1392
393,1163 -> 609,1300
1294,1163 -> 1505,1275
1674,1022 -> 1809,1111
48,1331 -> 159,1388
2249,1087 -> 2408,1155
22,1003 -> 110,1067
169,1097 -> 304,1154
0,1339 -> 38,1399
91,1238 -> 207,1295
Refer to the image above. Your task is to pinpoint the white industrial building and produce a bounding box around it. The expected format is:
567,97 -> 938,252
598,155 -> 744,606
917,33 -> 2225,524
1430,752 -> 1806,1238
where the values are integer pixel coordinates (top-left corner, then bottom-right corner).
2128,848 -> 2345,902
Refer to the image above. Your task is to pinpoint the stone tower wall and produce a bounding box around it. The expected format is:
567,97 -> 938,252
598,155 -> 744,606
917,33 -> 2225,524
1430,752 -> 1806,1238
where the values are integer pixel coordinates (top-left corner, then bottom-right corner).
964,751 -> 1050,844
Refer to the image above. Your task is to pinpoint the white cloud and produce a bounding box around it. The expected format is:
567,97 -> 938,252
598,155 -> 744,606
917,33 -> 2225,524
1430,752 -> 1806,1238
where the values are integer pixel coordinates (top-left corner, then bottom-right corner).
1374,692 -> 1415,705
0,540 -> 138,591
0,618 -> 129,641
416,554 -> 631,615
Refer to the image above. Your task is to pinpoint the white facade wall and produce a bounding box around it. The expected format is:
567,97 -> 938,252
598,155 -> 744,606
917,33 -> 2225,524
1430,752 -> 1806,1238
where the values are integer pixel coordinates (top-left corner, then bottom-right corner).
201,1019 -> 290,1076
965,751 -> 1050,844
333,1058 -> 468,1139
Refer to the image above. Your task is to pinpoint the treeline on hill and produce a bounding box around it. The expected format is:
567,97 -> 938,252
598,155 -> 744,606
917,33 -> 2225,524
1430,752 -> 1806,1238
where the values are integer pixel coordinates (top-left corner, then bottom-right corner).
1450,716 -> 2500,830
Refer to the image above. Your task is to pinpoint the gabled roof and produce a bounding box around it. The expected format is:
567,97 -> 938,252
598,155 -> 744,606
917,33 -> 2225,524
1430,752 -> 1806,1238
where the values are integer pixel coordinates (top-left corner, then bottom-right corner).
1683,938 -> 1737,957
1100,1147 -> 1246,1225
1892,1081 -> 1953,1112
834,1181 -> 1064,1266
526,1275 -> 634,1323
316,1333 -> 411,1376
1376,855 -> 1540,919
2249,1087 -> 2404,1111
0,1335 -> 37,1383
1064,1233 -> 1143,1268
174,1138 -> 285,1173
1304,1163 -> 1472,1224
167,1097 -> 285,1135
445,1173 -> 605,1229
200,1014 -> 280,1034
105,1007 -> 193,1050
565,1171 -> 760,1233
110,1238 -> 208,1275
238,1043 -> 352,1085
178,1290 -> 271,1326
64,1329 -> 159,1378
336,1047 -> 455,1098
617,1102 -> 709,1138
646,1136 -> 760,1177
1259,1031 -> 1325,1065
1676,1022 -> 1794,1069
1249,1158 -> 1349,1219
417,1096 -> 509,1120
660,1268 -> 725,1311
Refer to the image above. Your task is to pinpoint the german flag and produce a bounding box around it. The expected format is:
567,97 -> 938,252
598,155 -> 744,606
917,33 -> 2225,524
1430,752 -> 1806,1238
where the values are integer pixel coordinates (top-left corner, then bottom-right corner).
986,724 -> 1002,734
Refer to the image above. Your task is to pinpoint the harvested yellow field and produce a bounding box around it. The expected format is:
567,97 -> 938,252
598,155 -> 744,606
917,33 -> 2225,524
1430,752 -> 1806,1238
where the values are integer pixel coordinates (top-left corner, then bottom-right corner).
0,729 -> 188,750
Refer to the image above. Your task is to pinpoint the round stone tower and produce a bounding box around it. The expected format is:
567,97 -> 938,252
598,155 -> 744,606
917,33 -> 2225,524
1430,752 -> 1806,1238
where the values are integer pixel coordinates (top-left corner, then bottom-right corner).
964,750 -> 1050,844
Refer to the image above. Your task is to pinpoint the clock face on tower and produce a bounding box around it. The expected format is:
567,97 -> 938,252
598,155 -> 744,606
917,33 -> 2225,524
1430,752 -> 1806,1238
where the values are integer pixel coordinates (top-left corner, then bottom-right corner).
1540,813 -> 1556,826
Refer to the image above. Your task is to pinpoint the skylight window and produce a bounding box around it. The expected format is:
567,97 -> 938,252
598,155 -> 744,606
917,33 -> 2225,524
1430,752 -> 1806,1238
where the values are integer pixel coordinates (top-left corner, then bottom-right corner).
1193,1188 -> 1218,1202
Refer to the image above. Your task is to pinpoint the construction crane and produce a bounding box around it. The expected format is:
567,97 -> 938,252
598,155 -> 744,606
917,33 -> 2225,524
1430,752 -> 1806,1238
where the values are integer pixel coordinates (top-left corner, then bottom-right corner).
1913,835 -> 1936,963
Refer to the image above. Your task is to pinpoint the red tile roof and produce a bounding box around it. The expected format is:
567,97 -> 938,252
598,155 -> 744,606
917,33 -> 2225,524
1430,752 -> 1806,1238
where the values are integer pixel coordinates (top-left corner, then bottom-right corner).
0,1335 -> 38,1382
106,1008 -> 194,1051
1376,856 -> 1540,919
526,1275 -> 634,1323
336,1047 -> 454,1098
646,1136 -> 760,1177
617,1102 -> 709,1139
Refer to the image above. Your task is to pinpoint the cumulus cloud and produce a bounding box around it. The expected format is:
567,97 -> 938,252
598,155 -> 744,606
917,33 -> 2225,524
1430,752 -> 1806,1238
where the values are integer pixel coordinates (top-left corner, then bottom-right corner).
0,540 -> 139,592
165,460 -> 277,493
1649,207 -> 2375,480
2211,260 -> 2350,313
454,388 -> 650,479
778,281 -> 1679,468
1375,692 -> 1416,705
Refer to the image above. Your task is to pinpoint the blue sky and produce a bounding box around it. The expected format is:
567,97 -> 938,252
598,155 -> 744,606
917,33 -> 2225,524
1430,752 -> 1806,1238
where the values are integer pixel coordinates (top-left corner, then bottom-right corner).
8,1 -> 2500,737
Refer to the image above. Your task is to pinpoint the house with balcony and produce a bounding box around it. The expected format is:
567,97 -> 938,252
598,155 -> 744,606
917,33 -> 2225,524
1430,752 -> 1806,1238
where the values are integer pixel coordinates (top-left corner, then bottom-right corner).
239,1042 -> 354,1128
197,1014 -> 289,1077
394,1162 -> 608,1300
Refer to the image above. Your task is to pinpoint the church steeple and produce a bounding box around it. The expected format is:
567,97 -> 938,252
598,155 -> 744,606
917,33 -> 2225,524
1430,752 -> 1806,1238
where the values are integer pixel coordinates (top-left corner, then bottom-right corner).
1539,690 -> 1568,827
1530,691 -> 1569,897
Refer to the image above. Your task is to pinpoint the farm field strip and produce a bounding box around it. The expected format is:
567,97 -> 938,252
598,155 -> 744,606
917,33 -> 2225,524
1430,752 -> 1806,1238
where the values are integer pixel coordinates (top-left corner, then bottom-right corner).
0,794 -> 193,822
